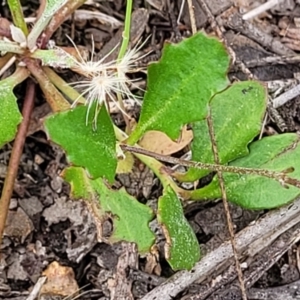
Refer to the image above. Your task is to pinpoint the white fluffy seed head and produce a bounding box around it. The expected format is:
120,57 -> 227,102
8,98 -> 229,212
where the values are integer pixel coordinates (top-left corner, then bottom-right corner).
65,36 -> 149,124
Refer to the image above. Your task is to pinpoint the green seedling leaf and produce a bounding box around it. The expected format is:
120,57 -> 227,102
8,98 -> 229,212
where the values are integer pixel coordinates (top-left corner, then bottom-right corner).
127,32 -> 230,144
45,104 -> 117,183
8,0 -> 28,35
180,81 -> 267,182
63,166 -> 155,253
30,49 -> 77,69
158,186 -> 200,270
0,67 -> 29,147
27,0 -> 67,49
193,133 -> 300,209
0,40 -> 23,54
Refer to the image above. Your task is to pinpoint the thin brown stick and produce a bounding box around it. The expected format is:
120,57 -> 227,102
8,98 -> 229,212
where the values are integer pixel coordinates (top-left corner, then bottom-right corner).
0,79 -> 35,247
206,112 -> 247,300
142,195 -> 300,300
41,0 -> 86,48
187,0 -> 197,34
120,144 -> 300,188
198,0 -> 253,79
197,0 -> 223,38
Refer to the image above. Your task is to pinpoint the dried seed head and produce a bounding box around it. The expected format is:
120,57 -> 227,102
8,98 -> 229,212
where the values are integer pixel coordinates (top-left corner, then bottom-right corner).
66,36 -> 148,124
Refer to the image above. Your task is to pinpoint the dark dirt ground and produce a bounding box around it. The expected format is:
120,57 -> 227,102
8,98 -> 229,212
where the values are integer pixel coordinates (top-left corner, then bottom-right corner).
1,0 -> 300,299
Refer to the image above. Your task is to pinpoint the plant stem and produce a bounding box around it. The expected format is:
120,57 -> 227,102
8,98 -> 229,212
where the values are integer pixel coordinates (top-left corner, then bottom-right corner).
2,66 -> 29,86
7,0 -> 28,35
114,126 -> 188,197
206,111 -> 248,300
117,0 -> 133,61
0,79 -> 35,247
41,0 -> 86,48
25,59 -> 70,112
116,0 -> 133,130
126,125 -> 143,145
0,54 -> 13,70
189,183 -> 220,200
43,67 -> 85,104
27,0 -> 68,50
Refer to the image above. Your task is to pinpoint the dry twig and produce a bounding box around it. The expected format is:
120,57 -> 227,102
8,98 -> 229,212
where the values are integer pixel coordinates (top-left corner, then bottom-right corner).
142,195 -> 300,300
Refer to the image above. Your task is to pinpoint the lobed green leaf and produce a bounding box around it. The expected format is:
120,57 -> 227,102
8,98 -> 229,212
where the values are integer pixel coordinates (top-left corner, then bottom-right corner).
64,166 -> 155,254
127,32 -> 230,144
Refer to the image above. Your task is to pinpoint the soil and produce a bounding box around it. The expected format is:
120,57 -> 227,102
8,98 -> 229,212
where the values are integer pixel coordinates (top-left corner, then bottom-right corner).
1,0 -> 300,299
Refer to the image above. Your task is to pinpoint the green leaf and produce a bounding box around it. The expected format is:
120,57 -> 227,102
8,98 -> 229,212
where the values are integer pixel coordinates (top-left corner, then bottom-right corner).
180,81 -> 267,182
63,166 -> 155,254
30,49 -> 77,69
127,32 -> 230,144
27,0 -> 67,49
8,0 -> 28,35
158,186 -> 200,270
45,104 -> 117,183
0,40 -> 23,54
0,68 -> 29,147
0,87 -> 22,148
192,133 -> 300,209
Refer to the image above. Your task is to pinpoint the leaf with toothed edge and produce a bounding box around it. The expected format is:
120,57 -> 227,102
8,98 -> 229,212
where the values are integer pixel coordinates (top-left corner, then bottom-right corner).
63,166 -> 155,254
44,104 -> 117,183
128,32 -> 230,144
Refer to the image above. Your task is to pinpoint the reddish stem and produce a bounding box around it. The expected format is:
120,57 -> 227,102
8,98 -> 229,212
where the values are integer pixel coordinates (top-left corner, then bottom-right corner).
0,80 -> 35,247
41,0 -> 86,48
25,58 -> 70,112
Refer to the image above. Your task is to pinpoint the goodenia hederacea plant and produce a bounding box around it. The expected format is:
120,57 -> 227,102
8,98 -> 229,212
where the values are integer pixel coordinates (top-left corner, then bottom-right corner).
63,166 -> 155,254
1,0 -> 299,271
44,31 -> 300,270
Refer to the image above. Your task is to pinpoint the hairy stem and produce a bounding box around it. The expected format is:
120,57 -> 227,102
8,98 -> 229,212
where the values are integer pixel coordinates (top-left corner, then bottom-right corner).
207,112 -> 248,300
0,79 -> 35,247
114,126 -> 188,197
120,144 -> 300,189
